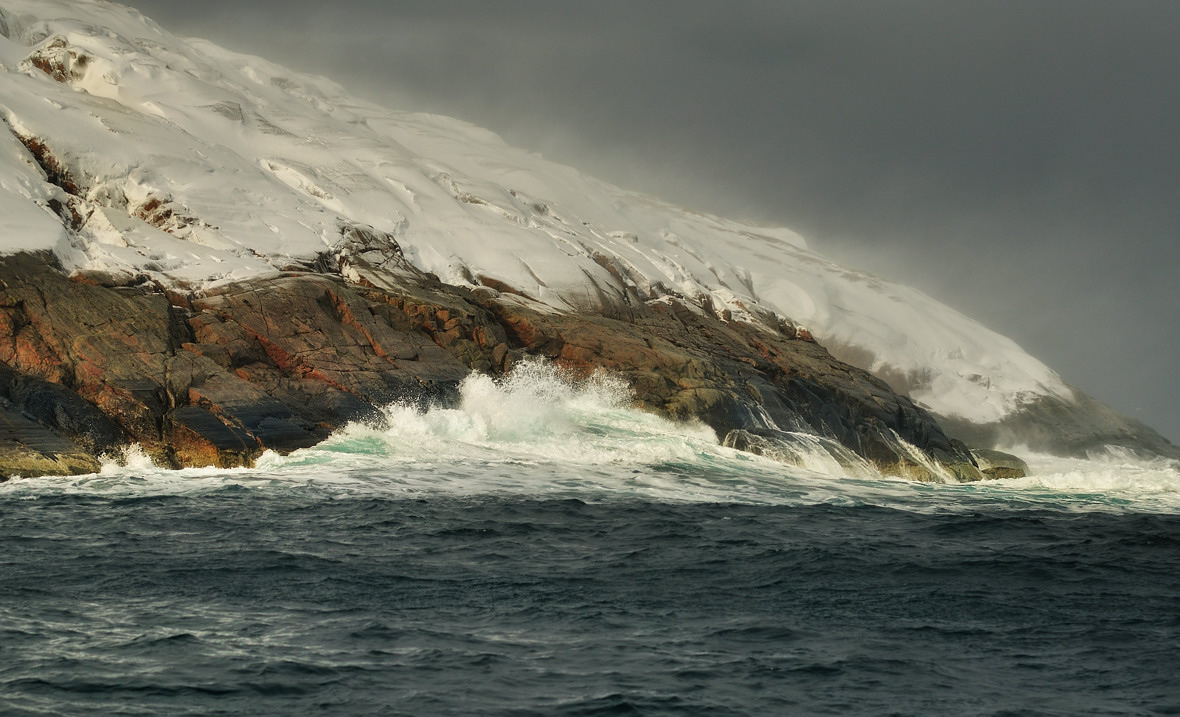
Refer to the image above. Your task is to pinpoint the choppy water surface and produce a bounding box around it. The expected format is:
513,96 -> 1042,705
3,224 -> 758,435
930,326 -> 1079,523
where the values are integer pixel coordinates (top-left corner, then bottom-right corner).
2,365 -> 1179,715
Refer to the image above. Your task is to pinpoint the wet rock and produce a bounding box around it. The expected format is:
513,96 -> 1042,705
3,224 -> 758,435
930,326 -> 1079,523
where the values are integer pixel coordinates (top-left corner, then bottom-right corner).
0,363 -> 123,454
0,252 -> 507,472
0,250 -> 988,479
479,288 -> 983,481
0,398 -> 100,477
970,448 -> 1030,479
165,405 -> 258,469
723,428 -> 875,477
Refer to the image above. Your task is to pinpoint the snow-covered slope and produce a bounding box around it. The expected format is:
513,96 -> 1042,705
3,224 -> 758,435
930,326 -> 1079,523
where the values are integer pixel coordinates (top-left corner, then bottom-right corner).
0,0 -> 1074,426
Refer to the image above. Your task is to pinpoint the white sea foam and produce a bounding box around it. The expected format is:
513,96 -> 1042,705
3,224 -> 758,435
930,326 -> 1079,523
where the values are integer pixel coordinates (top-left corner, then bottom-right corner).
2,363 -> 1177,513
966,447 -> 1180,512
97,443 -> 159,474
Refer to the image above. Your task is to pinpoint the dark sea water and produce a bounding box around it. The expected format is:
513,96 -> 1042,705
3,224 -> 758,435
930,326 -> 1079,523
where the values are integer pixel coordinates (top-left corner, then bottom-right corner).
3,368 -> 1179,715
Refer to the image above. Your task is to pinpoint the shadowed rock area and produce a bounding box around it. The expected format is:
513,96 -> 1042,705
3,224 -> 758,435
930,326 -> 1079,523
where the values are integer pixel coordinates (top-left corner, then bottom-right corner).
474,284 -> 981,481
0,250 -> 989,481
938,393 -> 1180,462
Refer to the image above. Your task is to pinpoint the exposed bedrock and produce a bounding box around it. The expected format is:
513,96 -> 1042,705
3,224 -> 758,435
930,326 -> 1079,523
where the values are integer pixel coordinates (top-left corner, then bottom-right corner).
0,251 -> 489,472
0,250 -> 984,480
479,290 -> 981,481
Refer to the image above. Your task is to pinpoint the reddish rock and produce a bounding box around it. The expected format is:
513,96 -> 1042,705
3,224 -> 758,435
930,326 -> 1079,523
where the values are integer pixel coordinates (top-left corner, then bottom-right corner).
166,406 -> 258,469
0,250 -> 986,480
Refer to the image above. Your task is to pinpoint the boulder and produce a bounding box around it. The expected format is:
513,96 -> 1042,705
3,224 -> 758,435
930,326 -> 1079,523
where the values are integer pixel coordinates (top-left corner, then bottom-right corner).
970,448 -> 1030,479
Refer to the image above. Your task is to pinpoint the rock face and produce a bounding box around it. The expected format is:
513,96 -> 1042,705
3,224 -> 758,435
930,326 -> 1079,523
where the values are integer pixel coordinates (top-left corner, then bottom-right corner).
479,288 -> 982,481
0,251 -> 489,471
0,250 -> 986,481
970,448 -> 1031,480
0,397 -> 100,478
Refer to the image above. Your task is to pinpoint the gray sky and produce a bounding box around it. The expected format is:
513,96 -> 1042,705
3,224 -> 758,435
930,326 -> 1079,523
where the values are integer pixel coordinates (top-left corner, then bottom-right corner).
127,0 -> 1179,442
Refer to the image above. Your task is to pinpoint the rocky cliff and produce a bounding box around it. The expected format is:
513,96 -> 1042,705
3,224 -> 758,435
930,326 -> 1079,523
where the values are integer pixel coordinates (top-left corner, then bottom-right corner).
0,0 -> 1174,480
0,250 -> 985,481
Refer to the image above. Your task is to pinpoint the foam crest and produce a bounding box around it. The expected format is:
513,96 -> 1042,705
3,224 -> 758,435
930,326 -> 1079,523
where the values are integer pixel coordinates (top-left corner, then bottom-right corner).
98,444 -> 159,474
3,363 -> 1178,514
974,448 -> 1180,511
393,361 -> 632,444
315,360 -> 723,467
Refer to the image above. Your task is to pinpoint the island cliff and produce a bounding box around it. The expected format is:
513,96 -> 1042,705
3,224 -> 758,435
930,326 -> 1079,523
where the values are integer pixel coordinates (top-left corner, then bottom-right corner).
1,0 -> 1176,480
0,249 -> 987,480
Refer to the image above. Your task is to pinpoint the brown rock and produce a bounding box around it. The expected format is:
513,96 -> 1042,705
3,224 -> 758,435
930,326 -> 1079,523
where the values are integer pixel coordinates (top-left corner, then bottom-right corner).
0,249 -> 989,480
478,287 -> 982,481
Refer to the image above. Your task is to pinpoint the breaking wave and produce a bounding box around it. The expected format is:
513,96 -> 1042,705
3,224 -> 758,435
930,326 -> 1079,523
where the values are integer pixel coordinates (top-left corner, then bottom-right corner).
976,447 -> 1180,512
2,361 -> 1178,513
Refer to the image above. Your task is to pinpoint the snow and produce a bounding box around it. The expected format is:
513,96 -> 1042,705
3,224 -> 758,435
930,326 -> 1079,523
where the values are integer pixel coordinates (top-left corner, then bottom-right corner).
0,111 -> 72,255
0,0 -> 1074,424
0,30 -> 27,66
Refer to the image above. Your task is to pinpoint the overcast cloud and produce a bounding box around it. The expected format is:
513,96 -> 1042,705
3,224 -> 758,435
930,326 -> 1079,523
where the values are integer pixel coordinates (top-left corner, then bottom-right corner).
128,0 -> 1180,442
